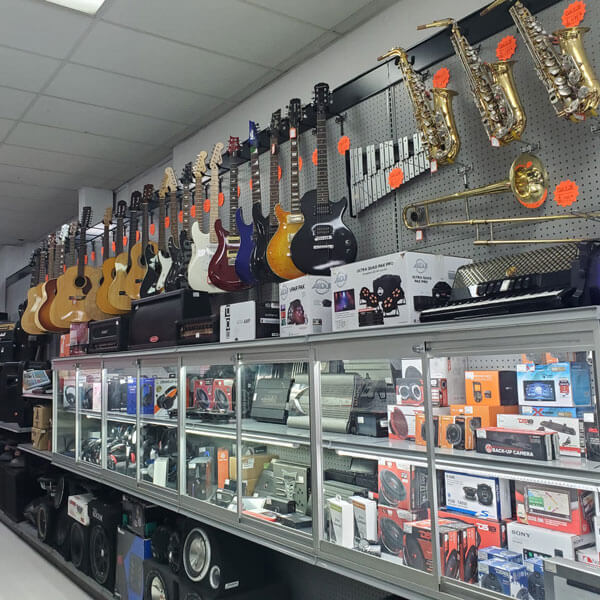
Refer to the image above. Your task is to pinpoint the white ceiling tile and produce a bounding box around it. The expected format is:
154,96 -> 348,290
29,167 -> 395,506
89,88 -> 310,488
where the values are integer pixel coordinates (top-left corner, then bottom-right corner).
0,182 -> 66,202
0,0 -> 91,59
101,0 -> 326,69
5,122 -> 154,164
23,96 -> 188,144
330,0 -> 399,34
0,164 -> 111,190
45,64 -> 217,123
0,119 -> 16,142
71,22 -> 270,98
0,46 -> 60,92
0,87 -> 36,120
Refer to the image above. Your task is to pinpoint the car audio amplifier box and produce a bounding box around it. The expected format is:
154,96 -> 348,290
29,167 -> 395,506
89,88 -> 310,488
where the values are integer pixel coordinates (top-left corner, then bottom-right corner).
437,509 -> 508,548
476,427 -> 560,461
279,275 -> 332,336
517,361 -> 592,408
444,471 -> 512,520
515,481 -> 594,535
465,370 -> 518,406
220,300 -> 279,342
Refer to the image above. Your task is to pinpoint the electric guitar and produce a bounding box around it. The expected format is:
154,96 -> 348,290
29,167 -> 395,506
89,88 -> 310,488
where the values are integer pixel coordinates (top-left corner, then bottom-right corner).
52,207 -> 108,324
21,248 -> 46,335
290,83 -> 357,275
188,150 -> 226,293
164,167 -> 183,292
126,184 -> 157,300
267,98 -> 305,280
108,193 -> 140,312
141,173 -> 170,297
38,230 -> 68,332
233,134 -> 255,284
208,142 -> 249,292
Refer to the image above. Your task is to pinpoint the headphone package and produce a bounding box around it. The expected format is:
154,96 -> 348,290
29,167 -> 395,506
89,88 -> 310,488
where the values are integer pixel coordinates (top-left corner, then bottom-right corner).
478,558 -> 527,597
127,377 -> 155,415
153,378 -> 178,416
279,275 -> 332,337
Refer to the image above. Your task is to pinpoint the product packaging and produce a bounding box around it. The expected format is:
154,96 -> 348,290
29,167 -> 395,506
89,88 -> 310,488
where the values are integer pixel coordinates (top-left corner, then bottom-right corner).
328,496 -> 354,548
378,459 -> 428,511
476,427 -> 560,461
478,559 -> 528,597
450,404 -> 519,427
351,496 -> 378,544
279,275 -> 331,336
220,300 -> 279,342
400,356 -> 467,405
465,370 -> 518,406
437,508 -> 509,548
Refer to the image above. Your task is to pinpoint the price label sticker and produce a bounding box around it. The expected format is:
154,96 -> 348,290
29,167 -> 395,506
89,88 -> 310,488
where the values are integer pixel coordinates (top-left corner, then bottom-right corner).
496,35 -> 517,61
101,247 -> 104,258
278,165 -> 282,180
150,223 -> 156,236
178,210 -> 183,223
337,135 -> 350,155
237,185 -> 241,198
554,179 -> 579,206
432,67 -> 450,89
430,159 -> 438,174
249,179 -> 253,190
218,192 -> 224,207
388,167 -> 404,189
84,255 -> 88,265
112,241 -> 116,253
415,229 -> 424,242
136,230 -> 140,242
123,236 -> 128,247
91,251 -> 96,262
165,216 -> 170,229
203,199 -> 210,213
298,156 -> 303,171
490,136 -> 500,147
312,149 -> 318,165
562,1 -> 586,27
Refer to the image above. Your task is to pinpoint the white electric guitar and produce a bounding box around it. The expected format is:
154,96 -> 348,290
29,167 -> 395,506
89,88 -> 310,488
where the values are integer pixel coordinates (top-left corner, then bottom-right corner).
188,145 -> 224,293
153,168 -> 177,293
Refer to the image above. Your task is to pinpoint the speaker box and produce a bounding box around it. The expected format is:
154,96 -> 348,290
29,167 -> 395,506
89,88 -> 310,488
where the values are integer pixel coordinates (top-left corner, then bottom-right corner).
179,580 -> 290,600
70,521 -> 91,574
54,506 -> 73,561
88,498 -> 122,590
0,362 -> 31,427
0,464 -> 37,521
144,558 -> 179,600
115,527 -> 152,600
37,496 -> 56,544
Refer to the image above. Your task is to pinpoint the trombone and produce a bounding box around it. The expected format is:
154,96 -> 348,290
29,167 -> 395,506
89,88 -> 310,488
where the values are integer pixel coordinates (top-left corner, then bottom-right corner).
402,153 -> 599,245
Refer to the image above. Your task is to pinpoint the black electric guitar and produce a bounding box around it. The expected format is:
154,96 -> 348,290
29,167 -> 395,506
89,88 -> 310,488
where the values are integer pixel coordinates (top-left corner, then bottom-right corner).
164,167 -> 183,292
290,83 -> 357,275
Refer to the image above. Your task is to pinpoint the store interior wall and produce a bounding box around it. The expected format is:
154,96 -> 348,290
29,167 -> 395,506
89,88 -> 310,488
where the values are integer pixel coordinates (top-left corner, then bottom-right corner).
0,0 -> 490,317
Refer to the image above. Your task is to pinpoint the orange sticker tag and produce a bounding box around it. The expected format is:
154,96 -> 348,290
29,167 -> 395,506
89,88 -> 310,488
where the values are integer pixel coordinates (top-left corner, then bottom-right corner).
165,216 -> 170,229
312,149 -> 318,165
45,274 -> 49,282
278,165 -> 282,181
203,199 -> 210,213
298,156 -> 303,171
150,223 -> 156,236
84,254 -> 88,265
91,251 -> 96,262
112,241 -> 116,253
218,192 -> 224,206
123,236 -> 128,247
562,1 -> 586,27
178,210 -> 183,223
249,179 -> 253,190
190,205 -> 196,218
337,135 -> 350,155
496,35 -> 517,61
433,67 -> 450,89
388,168 -> 404,189
63,265 -> 67,273
101,246 -> 104,258
554,179 -> 579,206
237,185 -> 241,198
136,230 -> 140,242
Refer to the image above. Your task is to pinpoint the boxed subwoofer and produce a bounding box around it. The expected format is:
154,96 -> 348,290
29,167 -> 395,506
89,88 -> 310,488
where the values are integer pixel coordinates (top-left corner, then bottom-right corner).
478,559 -> 527,597
437,508 -> 508,548
115,527 -> 152,600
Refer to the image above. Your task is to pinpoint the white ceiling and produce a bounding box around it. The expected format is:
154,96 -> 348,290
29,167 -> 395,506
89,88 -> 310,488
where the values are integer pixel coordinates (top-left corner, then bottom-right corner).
0,0 -> 396,245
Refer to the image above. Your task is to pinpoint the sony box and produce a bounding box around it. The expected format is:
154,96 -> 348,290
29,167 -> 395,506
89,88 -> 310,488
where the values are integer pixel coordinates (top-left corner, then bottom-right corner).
220,300 -> 279,342
279,275 -> 332,336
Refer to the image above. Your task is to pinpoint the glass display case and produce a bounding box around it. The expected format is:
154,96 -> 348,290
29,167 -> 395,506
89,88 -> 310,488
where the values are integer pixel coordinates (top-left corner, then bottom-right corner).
54,365 -> 76,458
78,366 -> 102,466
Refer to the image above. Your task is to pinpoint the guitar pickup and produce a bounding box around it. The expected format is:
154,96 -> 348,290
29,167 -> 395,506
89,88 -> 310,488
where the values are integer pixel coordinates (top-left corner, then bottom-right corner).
226,251 -> 238,258
313,244 -> 334,250
313,235 -> 333,242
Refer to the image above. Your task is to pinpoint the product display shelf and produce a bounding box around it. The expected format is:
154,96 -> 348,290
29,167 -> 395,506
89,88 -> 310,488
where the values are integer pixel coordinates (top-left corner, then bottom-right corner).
241,418 -> 311,447
140,414 -> 177,427
79,408 -> 101,420
22,392 -> 52,400
106,411 -> 136,424
17,442 -> 52,461
0,422 -> 32,433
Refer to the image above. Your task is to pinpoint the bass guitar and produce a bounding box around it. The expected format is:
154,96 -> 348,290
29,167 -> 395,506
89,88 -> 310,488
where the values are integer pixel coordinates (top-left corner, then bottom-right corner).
38,229 -> 69,331
188,151 -> 226,293
125,184 -> 157,300
208,141 -> 250,292
290,83 -> 357,275
21,248 -> 46,335
267,98 -> 305,280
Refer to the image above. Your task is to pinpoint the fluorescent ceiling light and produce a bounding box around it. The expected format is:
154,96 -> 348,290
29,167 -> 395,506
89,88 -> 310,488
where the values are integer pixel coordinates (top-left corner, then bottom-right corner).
45,0 -> 106,15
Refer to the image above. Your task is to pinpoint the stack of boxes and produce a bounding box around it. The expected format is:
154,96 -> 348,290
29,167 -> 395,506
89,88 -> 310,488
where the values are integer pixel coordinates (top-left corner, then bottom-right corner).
31,404 -> 51,450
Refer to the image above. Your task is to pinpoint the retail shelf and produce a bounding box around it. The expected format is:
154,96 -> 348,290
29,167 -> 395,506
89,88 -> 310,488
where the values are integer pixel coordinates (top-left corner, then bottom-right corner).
80,408 -> 101,419
242,419 -> 311,447
323,432 -> 428,463
140,415 -> 177,427
22,392 -> 53,400
17,443 -> 52,461
106,412 -> 136,424
186,420 -> 236,438
0,421 -> 32,433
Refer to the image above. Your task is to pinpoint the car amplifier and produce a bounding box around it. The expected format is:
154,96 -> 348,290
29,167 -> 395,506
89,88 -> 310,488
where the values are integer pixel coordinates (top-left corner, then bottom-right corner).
88,316 -> 129,353
476,427 -> 559,461
250,377 -> 293,424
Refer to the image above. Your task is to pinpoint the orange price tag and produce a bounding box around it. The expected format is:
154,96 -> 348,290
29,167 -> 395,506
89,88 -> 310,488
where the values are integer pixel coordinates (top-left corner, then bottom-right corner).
123,236 -> 128,247
203,199 -> 210,213
298,156 -> 303,171
496,35 -> 517,61
562,1 -> 586,27
136,230 -> 140,242
150,223 -> 156,236
45,274 -> 49,282
249,179 -> 253,190
101,247 -> 104,258
178,210 -> 183,223
433,67 -> 450,89
218,192 -> 224,207
165,216 -> 170,229
237,185 -> 241,198
337,136 -> 350,155
278,165 -> 282,181
554,179 -> 579,207
63,265 -> 67,273
112,241 -> 116,253
312,149 -> 318,166
190,205 -> 196,218
84,254 -> 88,265
91,251 -> 96,262
388,168 -> 404,189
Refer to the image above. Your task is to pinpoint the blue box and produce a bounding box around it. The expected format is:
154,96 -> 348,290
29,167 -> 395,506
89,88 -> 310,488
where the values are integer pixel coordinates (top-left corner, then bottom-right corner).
517,362 -> 592,408
479,559 -> 528,596
525,557 -> 545,600
478,546 -> 522,564
127,377 -> 154,415
520,405 -> 594,419
115,527 -> 152,600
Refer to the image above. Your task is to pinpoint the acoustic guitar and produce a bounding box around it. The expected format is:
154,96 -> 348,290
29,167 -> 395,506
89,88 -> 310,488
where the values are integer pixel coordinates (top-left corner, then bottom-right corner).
267,98 -> 305,280
51,207 -> 108,325
49,222 -> 77,329
290,83 -> 357,275
21,248 -> 46,335
37,230 -> 68,332
97,208 -> 123,315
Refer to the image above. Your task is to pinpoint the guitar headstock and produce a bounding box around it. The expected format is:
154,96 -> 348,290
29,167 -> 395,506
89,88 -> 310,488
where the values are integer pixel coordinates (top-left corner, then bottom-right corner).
192,151 -> 208,181
313,82 -> 332,114
47,232 -> 56,247
103,207 -> 112,227
115,200 -> 127,220
180,162 -> 193,188
81,206 -> 92,231
165,167 -> 178,193
227,137 -> 241,158
59,224 -> 69,244
249,121 -> 259,149
209,142 -> 224,170
270,110 -> 281,139
142,184 -> 154,204
288,98 -> 302,132
130,191 -> 142,212
158,172 -> 169,199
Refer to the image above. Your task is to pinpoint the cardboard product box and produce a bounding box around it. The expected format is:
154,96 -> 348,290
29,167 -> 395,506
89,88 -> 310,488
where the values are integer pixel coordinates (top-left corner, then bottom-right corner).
59,333 -> 70,357
465,370 -> 518,406
328,497 -> 354,548
378,459 -> 428,511
576,545 -> 600,567
415,412 -> 439,447
229,454 -> 276,483
478,546 -> 522,563
437,508 -> 508,548
67,493 -> 95,526
515,481 -> 594,535
377,506 -> 426,558
220,300 -> 279,342
517,362 -> 592,408
279,275 -> 331,337
69,322 -> 89,355
388,405 -> 450,441
127,377 -> 155,415
33,404 -> 52,429
395,376 -> 449,407
507,521 -> 594,561
442,520 -> 479,583
217,448 -> 229,489
524,557 -> 545,600
351,496 -> 378,544
153,377 -> 177,415
31,427 -> 50,451
476,427 -> 559,461
520,405 -> 594,419
401,357 -> 467,405
115,527 -> 153,600
444,471 -> 512,520
450,404 -> 519,428
478,559 -> 527,597
497,413 -> 584,456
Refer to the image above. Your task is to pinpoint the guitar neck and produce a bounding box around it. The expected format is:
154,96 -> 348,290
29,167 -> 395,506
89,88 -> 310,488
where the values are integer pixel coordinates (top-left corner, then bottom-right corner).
290,133 -> 301,214
102,225 -> 110,261
229,163 -> 238,235
57,244 -> 65,275
116,218 -> 124,255
77,230 -> 87,280
128,213 -> 138,259
38,252 -> 47,284
269,135 -> 279,216
182,186 -> 191,236
30,255 -> 40,287
316,110 -> 329,210
209,167 -> 219,244
47,243 -> 56,279
250,144 -> 261,208
142,204 -> 149,249
169,191 -> 179,244
158,197 -> 167,252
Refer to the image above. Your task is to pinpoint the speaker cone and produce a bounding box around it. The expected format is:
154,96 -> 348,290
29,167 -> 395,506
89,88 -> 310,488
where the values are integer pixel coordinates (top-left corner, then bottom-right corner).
464,546 -> 478,583
476,484 -> 494,506
379,469 -> 406,505
389,407 -> 409,439
70,522 -> 88,572
445,549 -> 459,579
379,518 -> 403,554
183,527 -> 211,583
167,530 -> 182,574
445,423 -> 463,446
146,569 -> 169,600
90,524 -> 112,586
37,500 -> 54,543
214,388 -> 229,411
403,535 -> 426,571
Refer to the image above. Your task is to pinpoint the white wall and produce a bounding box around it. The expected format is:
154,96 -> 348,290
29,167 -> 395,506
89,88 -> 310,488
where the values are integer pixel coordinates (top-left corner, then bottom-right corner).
0,243 -> 38,315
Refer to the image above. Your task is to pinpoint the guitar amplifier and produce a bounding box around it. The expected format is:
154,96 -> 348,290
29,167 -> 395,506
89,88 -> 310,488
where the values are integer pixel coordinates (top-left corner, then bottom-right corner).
0,322 -> 16,342
129,289 -> 211,349
88,316 -> 129,354
176,315 -> 219,345
250,378 -> 293,424
0,323 -> 16,363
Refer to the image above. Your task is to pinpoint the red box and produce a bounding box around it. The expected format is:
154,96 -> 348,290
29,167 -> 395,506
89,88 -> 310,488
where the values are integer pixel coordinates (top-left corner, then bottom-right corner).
59,334 -> 70,357
515,481 -> 594,535
378,459 -> 428,511
378,506 -> 425,558
213,378 -> 234,411
441,519 -> 479,583
217,448 -> 229,488
402,519 -> 460,576
192,378 -> 214,410
437,508 -> 509,549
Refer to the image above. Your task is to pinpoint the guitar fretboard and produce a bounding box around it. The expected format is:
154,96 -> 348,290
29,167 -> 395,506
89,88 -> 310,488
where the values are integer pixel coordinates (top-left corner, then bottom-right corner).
316,111 -> 330,213
290,129 -> 301,214
158,197 -> 166,252
229,161 -> 239,235
169,190 -> 179,247
209,167 -> 220,245
250,142 -> 261,209
269,134 -> 279,228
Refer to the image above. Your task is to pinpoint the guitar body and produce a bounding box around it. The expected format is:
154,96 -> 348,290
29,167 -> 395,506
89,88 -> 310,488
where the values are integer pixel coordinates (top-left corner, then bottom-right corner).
249,203 -> 278,282
125,242 -> 157,300
209,220 -> 250,292
290,191 -> 357,275
21,286 -> 46,335
187,222 -> 222,293
97,258 -> 126,315
31,283 -> 49,332
37,278 -> 64,332
234,208 -> 256,285
107,252 -> 131,312
156,250 -> 172,293
164,237 -> 185,292
267,204 -> 305,280
51,266 -> 106,325
140,244 -> 162,298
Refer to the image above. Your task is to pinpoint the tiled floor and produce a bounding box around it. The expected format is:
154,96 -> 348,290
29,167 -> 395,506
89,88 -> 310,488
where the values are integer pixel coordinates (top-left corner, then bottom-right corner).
0,521 -> 92,599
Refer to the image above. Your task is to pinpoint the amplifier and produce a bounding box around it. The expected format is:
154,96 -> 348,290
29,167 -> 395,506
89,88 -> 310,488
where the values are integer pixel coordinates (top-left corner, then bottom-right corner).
0,322 -> 16,342
129,289 -> 211,350
0,341 -> 15,362
88,316 -> 129,354
250,378 -> 293,424
272,461 -> 311,514
349,378 -> 394,437
177,315 -> 219,345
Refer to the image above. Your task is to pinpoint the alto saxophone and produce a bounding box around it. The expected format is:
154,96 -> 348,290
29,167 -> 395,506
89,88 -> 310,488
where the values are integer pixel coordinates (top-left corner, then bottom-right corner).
483,0 -> 600,121
378,47 -> 460,165
418,18 -> 527,146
